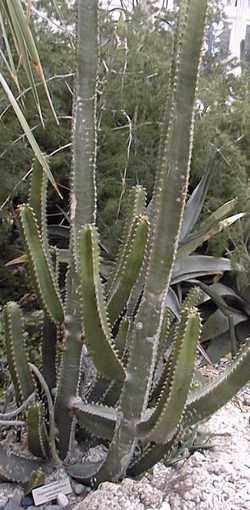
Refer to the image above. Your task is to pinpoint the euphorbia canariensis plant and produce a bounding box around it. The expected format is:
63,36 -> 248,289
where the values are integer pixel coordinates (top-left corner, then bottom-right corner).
2,0 -> 250,487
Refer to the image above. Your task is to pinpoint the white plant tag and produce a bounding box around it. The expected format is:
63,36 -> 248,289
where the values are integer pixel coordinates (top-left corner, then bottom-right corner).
32,477 -> 72,506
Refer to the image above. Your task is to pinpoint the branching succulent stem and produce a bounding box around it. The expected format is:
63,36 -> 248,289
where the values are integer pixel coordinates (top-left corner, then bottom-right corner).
29,363 -> 61,466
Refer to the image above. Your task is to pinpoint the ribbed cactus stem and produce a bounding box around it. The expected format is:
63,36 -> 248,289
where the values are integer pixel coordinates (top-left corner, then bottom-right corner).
54,0 -> 99,459
92,0 -> 208,483
71,0 -> 98,265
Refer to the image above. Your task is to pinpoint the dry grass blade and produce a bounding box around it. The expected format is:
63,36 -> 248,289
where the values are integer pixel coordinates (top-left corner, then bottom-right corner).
2,0 -> 58,124
0,72 -> 61,197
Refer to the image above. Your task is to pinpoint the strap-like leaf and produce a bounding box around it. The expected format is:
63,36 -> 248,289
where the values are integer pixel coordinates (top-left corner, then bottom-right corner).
180,168 -> 212,241
171,255 -> 231,284
0,73 -> 60,195
179,211 -> 244,257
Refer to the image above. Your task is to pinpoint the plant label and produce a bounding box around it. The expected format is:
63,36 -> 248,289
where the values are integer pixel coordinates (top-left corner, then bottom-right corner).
32,477 -> 72,506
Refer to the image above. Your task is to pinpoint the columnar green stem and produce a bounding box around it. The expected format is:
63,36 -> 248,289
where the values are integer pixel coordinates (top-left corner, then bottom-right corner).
94,0 -> 208,482
71,0 -> 98,264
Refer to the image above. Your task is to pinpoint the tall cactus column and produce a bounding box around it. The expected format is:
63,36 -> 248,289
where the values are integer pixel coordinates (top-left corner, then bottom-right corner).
94,0 -> 208,482
54,0 -> 98,459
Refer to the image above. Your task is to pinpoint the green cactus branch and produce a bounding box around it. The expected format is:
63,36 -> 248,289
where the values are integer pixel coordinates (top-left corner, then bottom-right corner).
185,341 -> 250,426
70,398 -> 116,441
54,283 -> 83,460
18,205 -> 64,323
79,224 -> 126,381
3,301 -> 34,406
107,215 -> 149,325
2,0 -> 250,487
88,0 -> 208,484
137,307 -> 201,443
71,0 -> 98,265
106,186 -> 146,296
27,402 -> 50,459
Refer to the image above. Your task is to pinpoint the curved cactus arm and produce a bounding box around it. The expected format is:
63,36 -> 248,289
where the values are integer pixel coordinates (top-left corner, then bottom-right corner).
3,302 -> 35,406
137,308 -> 201,443
152,288 -> 202,404
19,205 -> 64,323
127,439 -> 176,478
27,402 -> 50,459
29,363 -> 61,465
71,398 -> 116,441
184,341 -> 250,427
108,216 -> 149,325
71,0 -> 98,266
106,186 -> 146,296
82,0 -> 208,484
79,225 -> 126,381
0,393 -> 35,419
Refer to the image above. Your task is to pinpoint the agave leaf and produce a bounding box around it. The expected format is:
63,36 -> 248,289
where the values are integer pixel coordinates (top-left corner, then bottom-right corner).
199,282 -> 246,304
5,254 -> 27,266
165,288 -> 180,318
178,213 -> 245,258
172,255 -> 231,284
0,445 -> 43,483
201,308 -> 247,343
206,319 -> 250,362
180,168 -> 212,241
0,9 -> 21,93
188,198 -> 237,237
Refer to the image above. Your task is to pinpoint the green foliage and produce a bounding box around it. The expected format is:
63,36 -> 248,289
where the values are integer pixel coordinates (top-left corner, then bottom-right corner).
0,0 -> 249,488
